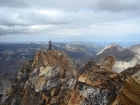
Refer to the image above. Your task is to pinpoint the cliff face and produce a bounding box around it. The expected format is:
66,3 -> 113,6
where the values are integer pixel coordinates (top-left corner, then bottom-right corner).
113,68 -> 140,105
2,49 -> 140,105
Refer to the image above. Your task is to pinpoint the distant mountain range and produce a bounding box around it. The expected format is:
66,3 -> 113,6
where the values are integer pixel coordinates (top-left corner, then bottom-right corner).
0,42 -> 103,75
0,41 -> 140,103
77,42 -> 140,72
113,44 -> 140,72
96,43 -> 135,62
1,41 -> 140,75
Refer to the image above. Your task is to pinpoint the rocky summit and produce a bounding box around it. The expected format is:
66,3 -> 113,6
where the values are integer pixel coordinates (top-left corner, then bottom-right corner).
2,49 -> 77,105
1,49 -> 140,105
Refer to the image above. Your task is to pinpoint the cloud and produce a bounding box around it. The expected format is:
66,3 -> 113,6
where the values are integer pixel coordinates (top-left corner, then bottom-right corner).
18,9 -> 76,25
0,0 -> 28,8
0,0 -> 140,42
94,0 -> 140,12
0,8 -> 76,26
0,0 -> 140,11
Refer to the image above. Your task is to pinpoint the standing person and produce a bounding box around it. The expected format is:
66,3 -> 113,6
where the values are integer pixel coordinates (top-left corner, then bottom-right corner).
48,40 -> 52,50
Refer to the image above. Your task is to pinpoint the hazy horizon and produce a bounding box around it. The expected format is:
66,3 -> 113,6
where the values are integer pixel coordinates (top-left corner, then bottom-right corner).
0,40 -> 139,48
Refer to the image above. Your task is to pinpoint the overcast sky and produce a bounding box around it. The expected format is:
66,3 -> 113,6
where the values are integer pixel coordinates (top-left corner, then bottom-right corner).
0,0 -> 140,42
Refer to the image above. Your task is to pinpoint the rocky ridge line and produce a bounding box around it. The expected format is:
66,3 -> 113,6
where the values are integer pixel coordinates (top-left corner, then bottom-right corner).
1,49 -> 140,105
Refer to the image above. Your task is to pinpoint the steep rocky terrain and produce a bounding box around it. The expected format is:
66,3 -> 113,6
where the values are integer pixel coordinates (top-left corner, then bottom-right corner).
113,65 -> 140,105
78,43 -> 140,73
1,49 -> 140,105
2,49 -> 77,105
0,42 -> 102,98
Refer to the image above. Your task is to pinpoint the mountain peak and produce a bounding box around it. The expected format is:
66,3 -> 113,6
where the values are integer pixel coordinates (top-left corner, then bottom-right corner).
110,42 -> 118,46
96,43 -> 124,55
2,49 -> 77,104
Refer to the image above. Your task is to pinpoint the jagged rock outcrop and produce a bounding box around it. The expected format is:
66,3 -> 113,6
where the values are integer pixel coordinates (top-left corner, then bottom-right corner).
2,50 -> 77,105
113,67 -> 140,105
68,55 -> 122,105
2,49 -> 140,105
72,62 -> 140,105
97,55 -> 115,71
77,61 -> 95,76
119,64 -> 140,80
